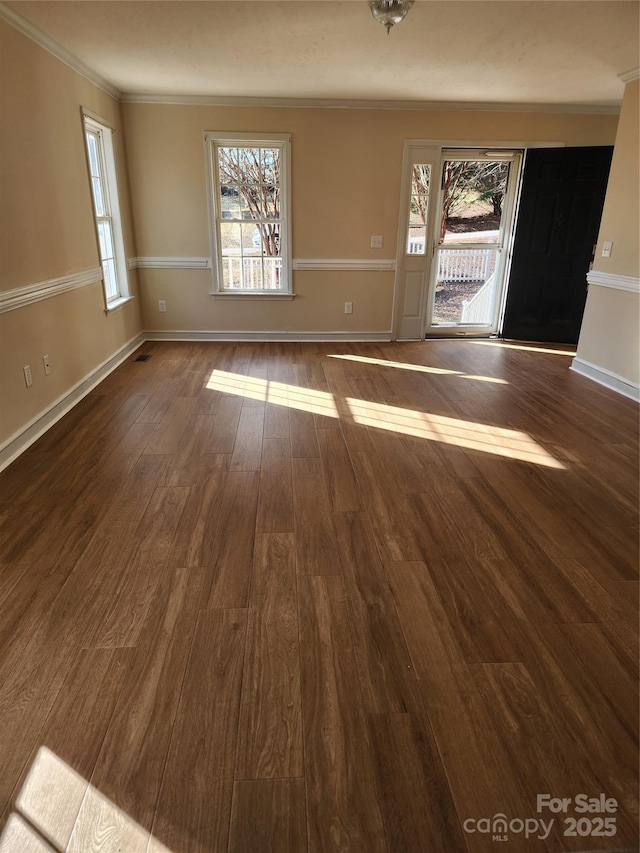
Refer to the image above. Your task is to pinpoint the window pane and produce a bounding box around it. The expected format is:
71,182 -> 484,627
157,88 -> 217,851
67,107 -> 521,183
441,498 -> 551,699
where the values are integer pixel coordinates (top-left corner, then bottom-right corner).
97,220 -> 115,262
220,186 -> 240,220
238,186 -> 257,220
220,222 -> 242,254
242,255 -> 263,290
218,147 -> 239,183
102,257 -> 118,301
263,256 -> 283,290
261,148 -> 280,185
222,255 -> 242,290
269,186 -> 280,220
260,224 -> 280,258
86,132 -> 100,177
406,164 -> 430,255
441,160 -> 509,244
238,147 -> 261,182
432,248 -> 500,325
411,164 -> 430,197
92,177 -> 105,216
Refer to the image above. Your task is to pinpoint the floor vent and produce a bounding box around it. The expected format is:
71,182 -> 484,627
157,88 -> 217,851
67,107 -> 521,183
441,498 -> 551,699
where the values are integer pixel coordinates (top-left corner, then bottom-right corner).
134,354 -> 152,362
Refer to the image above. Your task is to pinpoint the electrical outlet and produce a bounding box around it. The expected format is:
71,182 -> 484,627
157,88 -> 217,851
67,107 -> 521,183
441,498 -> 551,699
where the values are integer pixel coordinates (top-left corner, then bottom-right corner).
43,354 -> 51,375
370,235 -> 383,248
344,301 -> 353,314
158,300 -> 167,312
602,241 -> 613,258
23,365 -> 33,387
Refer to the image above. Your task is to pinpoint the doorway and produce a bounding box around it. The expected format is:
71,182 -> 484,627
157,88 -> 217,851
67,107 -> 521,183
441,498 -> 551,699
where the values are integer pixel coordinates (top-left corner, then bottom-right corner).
426,150 -> 521,335
392,146 -> 522,339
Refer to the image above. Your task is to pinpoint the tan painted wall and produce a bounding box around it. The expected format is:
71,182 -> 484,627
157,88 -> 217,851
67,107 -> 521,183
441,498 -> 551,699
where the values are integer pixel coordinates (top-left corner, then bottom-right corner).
576,78 -> 639,387
0,20 -> 141,446
576,286 -> 639,385
123,102 -> 618,333
592,79 -> 640,278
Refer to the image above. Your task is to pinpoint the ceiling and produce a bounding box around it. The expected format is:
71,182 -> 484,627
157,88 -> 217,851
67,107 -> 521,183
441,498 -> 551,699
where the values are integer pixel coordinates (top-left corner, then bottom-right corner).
3,1 -> 639,109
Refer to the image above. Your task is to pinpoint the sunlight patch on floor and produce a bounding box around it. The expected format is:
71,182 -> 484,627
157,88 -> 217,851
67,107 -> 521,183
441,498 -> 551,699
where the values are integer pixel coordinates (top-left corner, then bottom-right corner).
345,397 -> 566,469
327,353 -> 509,384
0,747 -> 172,853
205,368 -> 564,468
207,369 -> 339,418
468,341 -> 576,356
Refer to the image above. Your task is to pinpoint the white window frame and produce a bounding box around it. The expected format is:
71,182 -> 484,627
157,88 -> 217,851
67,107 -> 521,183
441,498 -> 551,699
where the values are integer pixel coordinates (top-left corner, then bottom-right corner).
82,109 -> 131,312
205,132 -> 293,299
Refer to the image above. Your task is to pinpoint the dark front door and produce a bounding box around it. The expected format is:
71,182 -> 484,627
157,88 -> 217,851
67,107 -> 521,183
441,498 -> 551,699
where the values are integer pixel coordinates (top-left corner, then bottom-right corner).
502,146 -> 613,344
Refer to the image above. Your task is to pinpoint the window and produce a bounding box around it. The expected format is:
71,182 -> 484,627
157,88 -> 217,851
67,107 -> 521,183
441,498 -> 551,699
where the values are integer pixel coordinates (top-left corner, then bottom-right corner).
83,112 -> 129,308
406,164 -> 431,255
206,133 -> 292,296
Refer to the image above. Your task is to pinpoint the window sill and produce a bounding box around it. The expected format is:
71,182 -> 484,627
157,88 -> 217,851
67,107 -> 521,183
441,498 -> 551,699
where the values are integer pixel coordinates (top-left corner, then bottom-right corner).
210,291 -> 296,301
105,295 -> 135,314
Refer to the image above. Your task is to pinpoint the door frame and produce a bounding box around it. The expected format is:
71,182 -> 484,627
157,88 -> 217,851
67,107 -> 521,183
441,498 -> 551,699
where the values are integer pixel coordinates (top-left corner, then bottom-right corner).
391,139 -> 566,341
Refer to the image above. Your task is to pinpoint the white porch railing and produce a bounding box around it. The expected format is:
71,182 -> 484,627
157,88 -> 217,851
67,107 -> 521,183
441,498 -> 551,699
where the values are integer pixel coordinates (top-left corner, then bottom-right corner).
407,236 -> 425,254
407,239 -> 495,283
438,249 -> 492,282
460,271 -> 498,324
222,254 -> 282,290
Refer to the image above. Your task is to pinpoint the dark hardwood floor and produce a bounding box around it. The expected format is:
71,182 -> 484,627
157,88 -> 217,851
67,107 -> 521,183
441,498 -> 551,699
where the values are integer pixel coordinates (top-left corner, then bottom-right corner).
0,340 -> 637,853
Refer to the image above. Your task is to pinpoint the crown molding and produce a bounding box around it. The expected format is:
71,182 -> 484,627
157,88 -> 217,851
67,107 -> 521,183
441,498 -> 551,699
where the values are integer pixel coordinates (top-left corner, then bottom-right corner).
120,92 -> 621,115
618,66 -> 640,83
0,2 -> 121,100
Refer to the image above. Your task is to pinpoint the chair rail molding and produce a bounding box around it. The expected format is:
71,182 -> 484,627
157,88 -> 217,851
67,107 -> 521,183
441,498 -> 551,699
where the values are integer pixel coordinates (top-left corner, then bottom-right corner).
0,267 -> 103,313
293,259 -> 396,271
127,257 -> 211,270
587,270 -> 640,294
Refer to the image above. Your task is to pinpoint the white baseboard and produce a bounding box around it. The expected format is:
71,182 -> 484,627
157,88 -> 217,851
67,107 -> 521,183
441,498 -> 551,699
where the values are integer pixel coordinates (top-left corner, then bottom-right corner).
0,330 -> 389,472
570,357 -> 640,402
144,330 -> 392,342
0,334 -> 145,473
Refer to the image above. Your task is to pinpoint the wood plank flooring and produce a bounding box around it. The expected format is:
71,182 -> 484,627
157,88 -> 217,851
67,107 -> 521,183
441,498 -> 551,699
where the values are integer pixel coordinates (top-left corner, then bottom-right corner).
0,340 -> 637,853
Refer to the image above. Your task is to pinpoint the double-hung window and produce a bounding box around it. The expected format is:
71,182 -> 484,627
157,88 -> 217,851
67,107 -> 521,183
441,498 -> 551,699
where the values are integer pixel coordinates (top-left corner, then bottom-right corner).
83,112 -> 130,309
206,133 -> 292,296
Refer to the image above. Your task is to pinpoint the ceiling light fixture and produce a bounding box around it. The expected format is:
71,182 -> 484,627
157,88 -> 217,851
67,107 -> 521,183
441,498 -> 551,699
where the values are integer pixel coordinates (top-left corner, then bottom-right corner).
369,0 -> 414,34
